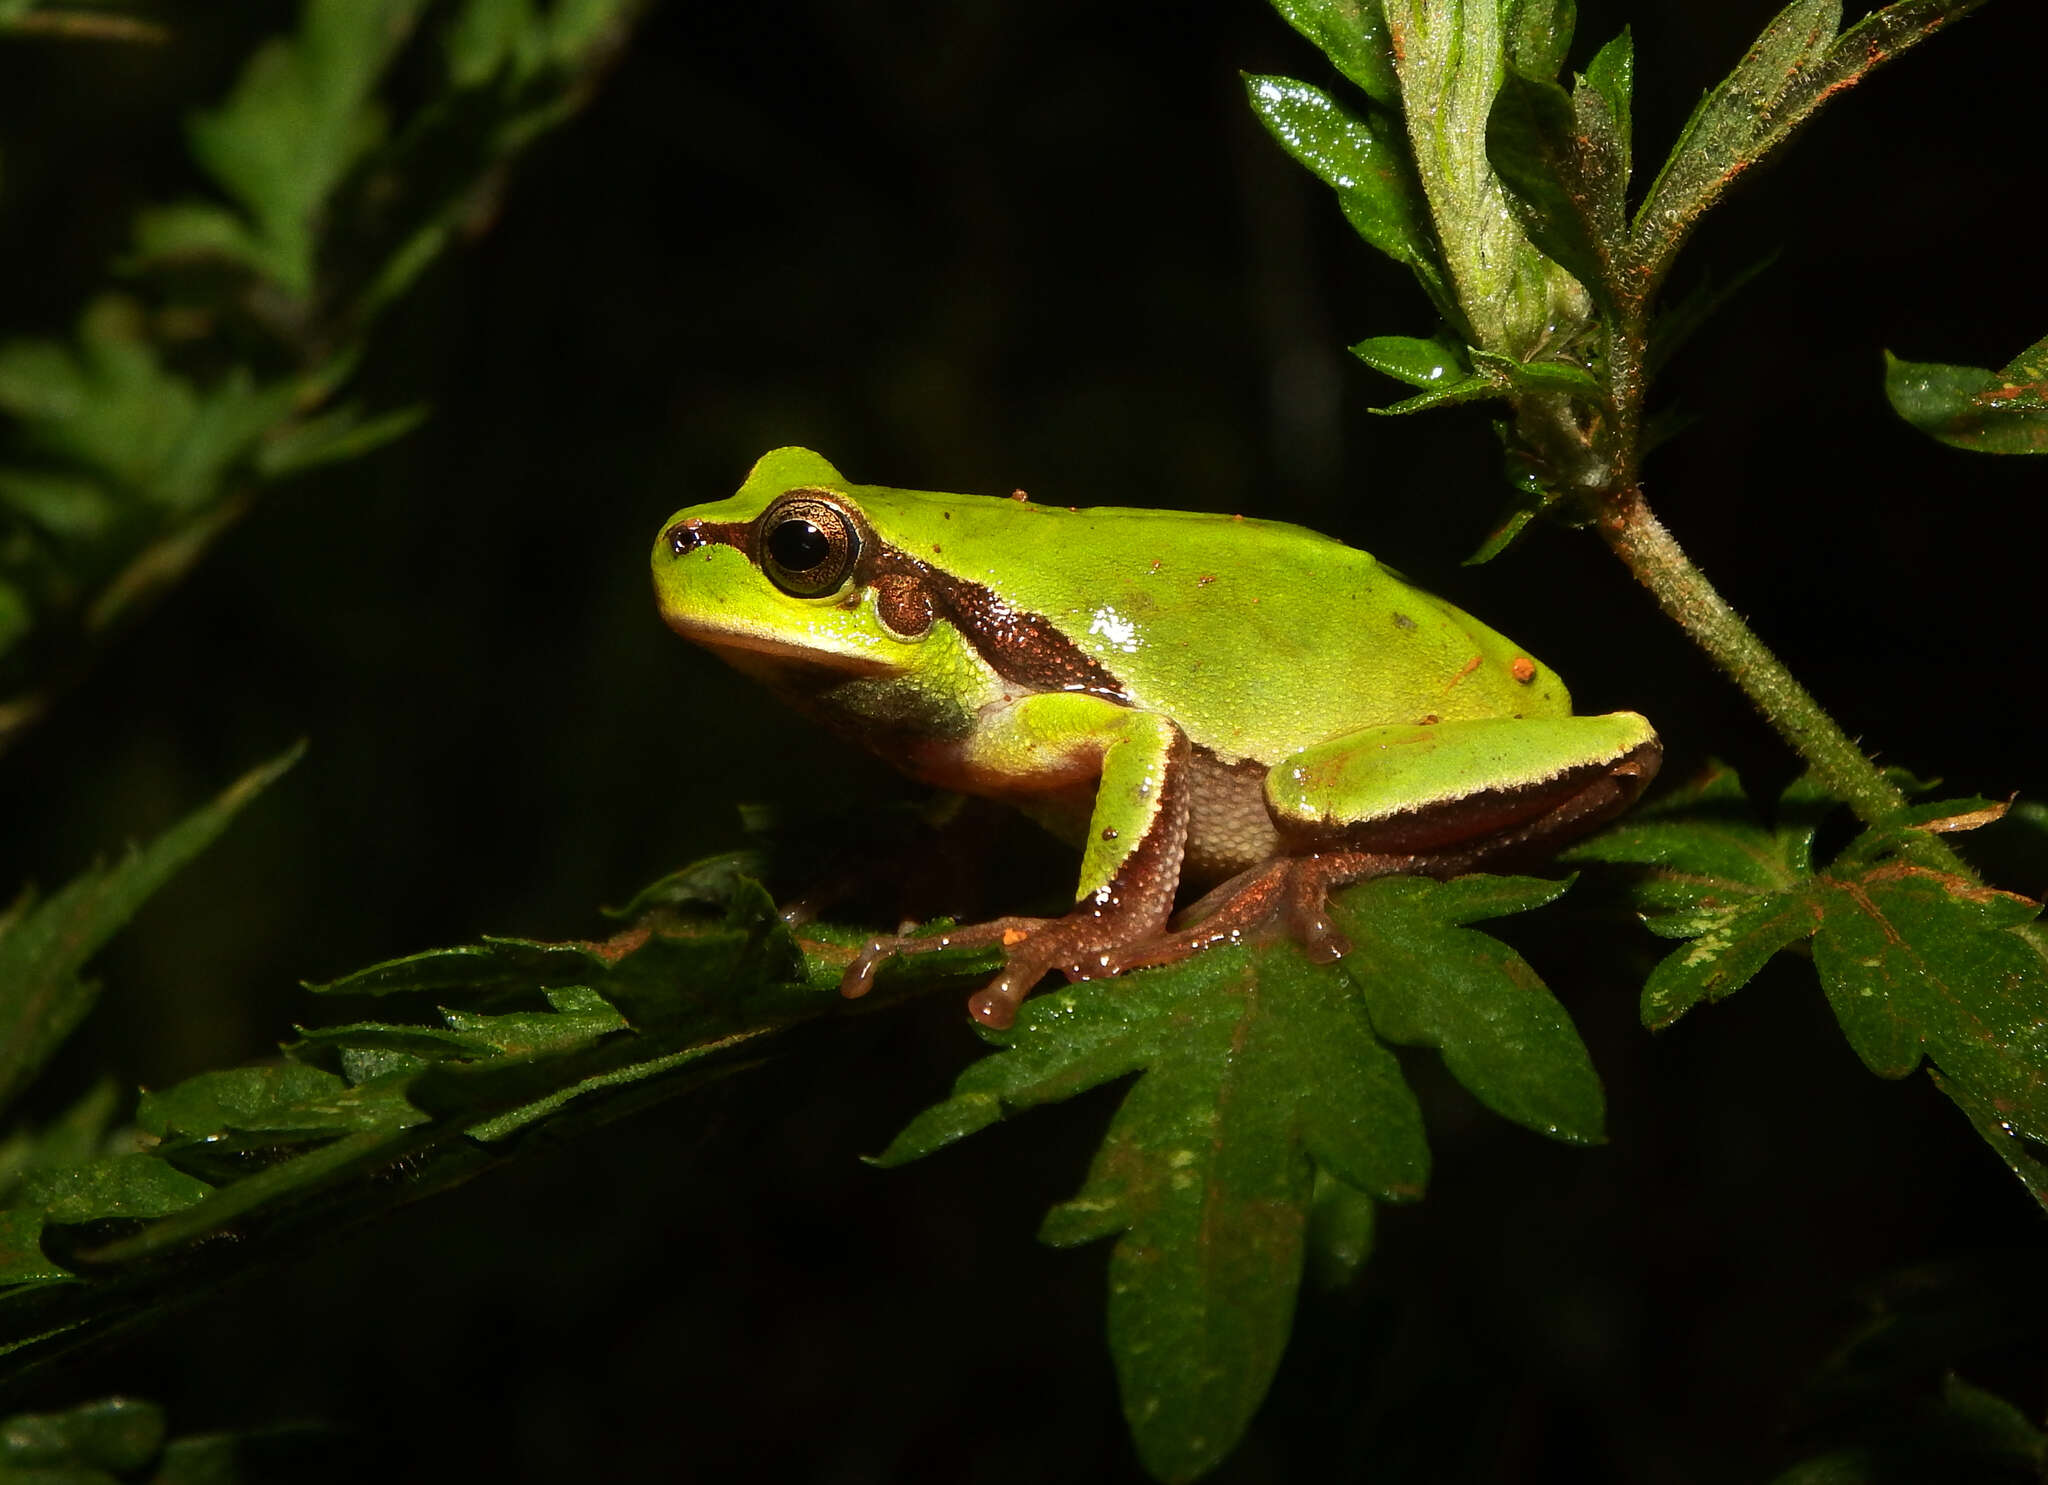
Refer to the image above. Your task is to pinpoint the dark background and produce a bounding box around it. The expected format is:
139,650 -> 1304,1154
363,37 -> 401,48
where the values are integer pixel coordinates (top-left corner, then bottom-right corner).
2,1 -> 2044,1479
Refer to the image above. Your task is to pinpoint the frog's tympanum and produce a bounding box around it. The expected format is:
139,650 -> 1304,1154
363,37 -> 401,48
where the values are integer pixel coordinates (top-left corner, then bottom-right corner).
653,449 -> 1659,1028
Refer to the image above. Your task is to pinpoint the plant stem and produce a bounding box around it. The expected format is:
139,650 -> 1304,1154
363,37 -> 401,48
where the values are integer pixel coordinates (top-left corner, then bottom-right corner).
1599,487 -> 1908,826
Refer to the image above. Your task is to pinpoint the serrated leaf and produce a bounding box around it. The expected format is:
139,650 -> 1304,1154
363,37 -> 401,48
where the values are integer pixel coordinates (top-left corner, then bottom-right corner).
1885,336 -> 2048,455
1333,874 -> 1603,1141
0,298 -> 300,513
1576,770 -> 2048,1191
879,871 -> 1596,1479
0,745 -> 302,1113
1266,0 -> 1400,107
1242,74 -> 1455,323
183,0 -> 431,294
1634,0 -> 1987,290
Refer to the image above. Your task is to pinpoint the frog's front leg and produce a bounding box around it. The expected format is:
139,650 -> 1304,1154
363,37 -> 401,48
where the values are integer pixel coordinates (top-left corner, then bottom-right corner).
840,693 -> 1192,1028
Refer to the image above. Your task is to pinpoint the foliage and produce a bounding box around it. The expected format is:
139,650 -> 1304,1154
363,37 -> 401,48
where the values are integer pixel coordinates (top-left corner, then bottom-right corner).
0,0 -> 640,748
1566,766 -> 2048,1204
0,0 -> 2042,1480
1886,333 -> 2048,454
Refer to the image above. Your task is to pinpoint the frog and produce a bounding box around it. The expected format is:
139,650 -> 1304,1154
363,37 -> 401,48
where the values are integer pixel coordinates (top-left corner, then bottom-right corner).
652,447 -> 1659,1029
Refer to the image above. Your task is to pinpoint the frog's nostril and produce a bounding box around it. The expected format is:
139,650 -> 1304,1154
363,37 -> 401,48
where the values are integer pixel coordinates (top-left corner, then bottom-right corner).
666,521 -> 705,557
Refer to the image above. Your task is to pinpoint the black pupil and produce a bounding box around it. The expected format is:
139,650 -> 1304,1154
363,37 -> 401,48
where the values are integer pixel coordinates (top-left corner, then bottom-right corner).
769,517 -> 830,573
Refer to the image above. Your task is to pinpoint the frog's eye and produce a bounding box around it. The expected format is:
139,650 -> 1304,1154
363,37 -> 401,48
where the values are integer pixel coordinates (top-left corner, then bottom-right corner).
760,491 -> 861,598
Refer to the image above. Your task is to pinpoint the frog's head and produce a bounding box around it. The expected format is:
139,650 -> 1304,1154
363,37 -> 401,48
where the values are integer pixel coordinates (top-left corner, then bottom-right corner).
652,447 -> 923,682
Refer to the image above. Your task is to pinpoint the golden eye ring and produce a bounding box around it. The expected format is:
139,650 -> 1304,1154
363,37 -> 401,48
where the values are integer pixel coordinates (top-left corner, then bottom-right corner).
759,489 -> 861,598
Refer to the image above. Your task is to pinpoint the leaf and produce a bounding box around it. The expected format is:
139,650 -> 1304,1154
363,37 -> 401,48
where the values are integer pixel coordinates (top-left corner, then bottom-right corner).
1265,0 -> 1400,108
1885,336 -> 2048,455
878,872 -> 1595,1480
1486,68 -> 1625,308
1503,0 -> 1574,81
17,1155 -> 215,1225
1242,74 -> 1455,323
1571,768 -> 2048,1197
0,1398 -> 165,1473
1633,0 -> 1988,290
183,0 -> 432,294
0,745 -> 303,1113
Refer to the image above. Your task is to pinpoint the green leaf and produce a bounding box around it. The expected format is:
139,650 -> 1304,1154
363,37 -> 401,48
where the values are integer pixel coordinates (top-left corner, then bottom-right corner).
878,872 -> 1596,1479
0,298 -> 301,513
1573,769 -> 2048,1195
1504,0 -> 1574,81
0,745 -> 302,1113
1242,74 -> 1454,323
1634,0 -> 1988,290
17,1155 -> 215,1225
1331,874 -> 1602,1142
134,1062 -> 423,1145
1885,336 -> 2048,455
1266,0 -> 1400,107
253,402 -> 430,477
1582,27 -> 1632,178
0,1397 -> 165,1473
183,0 -> 432,294
1486,69 -> 1623,308
1348,332 -> 1471,390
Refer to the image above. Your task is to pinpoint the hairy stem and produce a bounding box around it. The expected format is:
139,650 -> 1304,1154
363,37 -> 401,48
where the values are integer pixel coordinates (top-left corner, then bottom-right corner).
1600,489 -> 1907,823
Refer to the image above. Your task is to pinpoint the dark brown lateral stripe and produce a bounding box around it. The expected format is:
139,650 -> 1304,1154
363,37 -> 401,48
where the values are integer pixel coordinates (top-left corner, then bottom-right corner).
869,544 -> 1130,702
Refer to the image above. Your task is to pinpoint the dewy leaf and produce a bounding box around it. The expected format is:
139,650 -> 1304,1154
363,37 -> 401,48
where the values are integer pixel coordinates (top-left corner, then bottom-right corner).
1242,74 -> 1454,321
0,744 -> 302,1113
1885,335 -> 2048,455
1348,332 -> 1502,413
1633,0 -> 1987,292
1572,768 -> 2048,1198
1266,0 -> 1400,108
878,872 -> 1596,1481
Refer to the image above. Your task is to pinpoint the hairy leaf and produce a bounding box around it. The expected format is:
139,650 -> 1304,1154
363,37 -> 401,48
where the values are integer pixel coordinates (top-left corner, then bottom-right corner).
1486,69 -> 1624,309
1634,0 -> 1988,291
1885,336 -> 2048,455
0,745 -> 302,1113
878,872 -> 1596,1480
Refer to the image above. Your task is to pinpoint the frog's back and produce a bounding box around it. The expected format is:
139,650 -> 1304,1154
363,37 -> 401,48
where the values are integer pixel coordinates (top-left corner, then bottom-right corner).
856,483 -> 1572,765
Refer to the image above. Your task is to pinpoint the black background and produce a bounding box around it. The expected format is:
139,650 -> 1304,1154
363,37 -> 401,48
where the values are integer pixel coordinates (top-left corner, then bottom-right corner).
2,1 -> 2044,1479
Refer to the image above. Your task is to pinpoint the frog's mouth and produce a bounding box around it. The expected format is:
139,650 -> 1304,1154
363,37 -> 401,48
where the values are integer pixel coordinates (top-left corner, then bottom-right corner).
663,613 -> 902,680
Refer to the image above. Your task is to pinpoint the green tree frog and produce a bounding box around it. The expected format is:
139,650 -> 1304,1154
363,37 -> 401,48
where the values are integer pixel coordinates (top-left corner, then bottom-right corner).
653,449 -> 1659,1028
